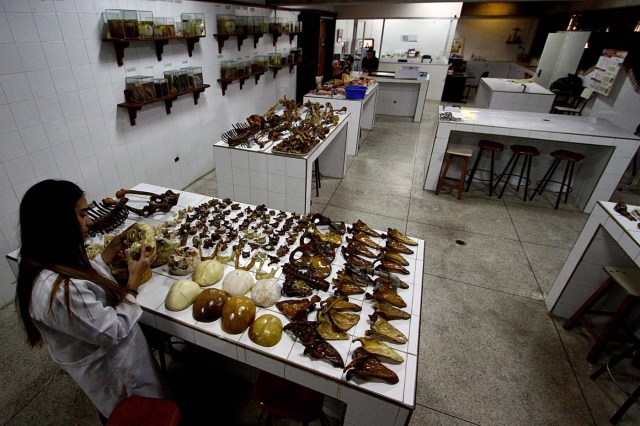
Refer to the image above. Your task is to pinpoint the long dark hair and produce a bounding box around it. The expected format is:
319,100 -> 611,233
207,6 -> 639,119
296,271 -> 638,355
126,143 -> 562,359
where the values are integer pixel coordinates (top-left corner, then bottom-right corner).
15,180 -> 128,347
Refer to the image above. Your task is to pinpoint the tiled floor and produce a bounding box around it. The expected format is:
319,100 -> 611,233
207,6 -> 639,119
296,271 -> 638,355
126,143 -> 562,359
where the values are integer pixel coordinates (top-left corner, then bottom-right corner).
2,101 -> 640,425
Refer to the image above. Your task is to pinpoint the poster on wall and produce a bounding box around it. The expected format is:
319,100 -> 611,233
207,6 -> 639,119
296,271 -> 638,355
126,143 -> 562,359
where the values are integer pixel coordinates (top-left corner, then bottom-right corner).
588,49 -> 628,96
451,39 -> 464,56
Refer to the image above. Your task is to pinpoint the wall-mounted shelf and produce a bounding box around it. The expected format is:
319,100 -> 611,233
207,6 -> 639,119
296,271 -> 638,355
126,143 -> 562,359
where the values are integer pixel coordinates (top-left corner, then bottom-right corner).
213,33 -> 265,53
269,65 -> 282,78
269,31 -> 302,46
217,72 -> 265,96
118,84 -> 210,125
103,36 -> 203,67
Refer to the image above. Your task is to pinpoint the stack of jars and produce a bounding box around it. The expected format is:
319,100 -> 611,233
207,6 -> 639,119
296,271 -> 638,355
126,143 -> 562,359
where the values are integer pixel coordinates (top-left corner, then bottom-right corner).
220,61 -> 238,80
253,55 -> 268,73
104,9 -> 205,38
125,76 -> 155,102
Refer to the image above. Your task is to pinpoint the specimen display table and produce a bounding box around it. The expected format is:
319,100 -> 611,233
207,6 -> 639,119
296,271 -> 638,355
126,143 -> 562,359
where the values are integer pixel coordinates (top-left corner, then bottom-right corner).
7,183 -> 425,426
474,78 -> 555,113
368,73 -> 429,122
424,106 -> 640,213
546,201 -> 640,318
303,83 -> 378,155
213,113 -> 349,214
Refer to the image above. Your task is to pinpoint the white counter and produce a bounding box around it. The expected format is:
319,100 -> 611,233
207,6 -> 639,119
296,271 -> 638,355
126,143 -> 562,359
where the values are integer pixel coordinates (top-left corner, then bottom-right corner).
546,201 -> 640,318
377,61 -> 448,101
304,83 -> 378,155
6,182 -> 425,426
371,76 -> 429,123
424,106 -> 640,213
474,78 -> 556,113
214,113 -> 349,214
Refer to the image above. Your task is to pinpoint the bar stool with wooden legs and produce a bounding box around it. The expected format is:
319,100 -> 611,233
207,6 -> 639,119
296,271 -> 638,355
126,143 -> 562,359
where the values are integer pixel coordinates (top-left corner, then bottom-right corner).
529,149 -> 585,209
563,267 -> 640,363
465,139 -> 505,196
494,144 -> 540,201
435,146 -> 474,200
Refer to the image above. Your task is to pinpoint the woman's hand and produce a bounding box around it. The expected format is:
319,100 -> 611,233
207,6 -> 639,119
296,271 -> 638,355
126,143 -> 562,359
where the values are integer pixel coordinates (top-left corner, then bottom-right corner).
101,225 -> 133,265
126,244 -> 157,291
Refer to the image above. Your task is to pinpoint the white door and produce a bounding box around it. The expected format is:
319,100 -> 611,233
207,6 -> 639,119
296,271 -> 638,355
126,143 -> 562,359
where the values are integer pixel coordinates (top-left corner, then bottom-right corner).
552,31 -> 591,85
534,33 -> 565,89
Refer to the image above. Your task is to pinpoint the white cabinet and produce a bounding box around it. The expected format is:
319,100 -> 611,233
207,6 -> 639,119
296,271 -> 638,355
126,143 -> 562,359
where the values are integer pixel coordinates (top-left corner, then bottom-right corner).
534,31 -> 590,89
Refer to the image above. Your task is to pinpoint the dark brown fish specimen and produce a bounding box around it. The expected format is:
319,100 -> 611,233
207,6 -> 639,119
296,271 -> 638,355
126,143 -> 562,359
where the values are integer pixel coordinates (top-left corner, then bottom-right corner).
303,341 -> 344,368
385,228 -> 418,246
378,248 -> 409,266
344,239 -> 377,258
375,260 -> 409,275
350,219 -> 381,237
365,313 -> 408,344
352,232 -> 382,250
330,310 -> 360,331
333,280 -> 366,296
276,295 -> 321,321
282,263 -> 330,292
373,301 -> 411,321
353,337 -> 404,363
342,250 -> 374,269
322,295 -> 362,312
282,279 -> 313,297
316,321 -> 349,340
283,321 -> 317,345
375,276 -> 409,290
344,350 -> 399,384
366,287 -> 407,308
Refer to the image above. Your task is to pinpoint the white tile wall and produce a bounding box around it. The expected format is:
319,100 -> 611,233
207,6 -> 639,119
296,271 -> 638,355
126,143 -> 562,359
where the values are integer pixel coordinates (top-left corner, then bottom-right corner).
0,1 -> 298,307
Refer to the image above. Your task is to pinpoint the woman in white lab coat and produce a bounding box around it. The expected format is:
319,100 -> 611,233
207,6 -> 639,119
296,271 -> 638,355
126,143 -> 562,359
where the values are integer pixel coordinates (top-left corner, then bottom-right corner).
15,180 -> 167,421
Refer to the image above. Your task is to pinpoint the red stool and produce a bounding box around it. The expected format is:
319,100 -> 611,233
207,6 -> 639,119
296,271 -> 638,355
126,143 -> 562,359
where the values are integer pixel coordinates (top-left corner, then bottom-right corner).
465,139 -> 505,196
563,267 -> 640,363
494,144 -> 540,201
107,396 -> 180,426
252,371 -> 329,425
529,149 -> 585,209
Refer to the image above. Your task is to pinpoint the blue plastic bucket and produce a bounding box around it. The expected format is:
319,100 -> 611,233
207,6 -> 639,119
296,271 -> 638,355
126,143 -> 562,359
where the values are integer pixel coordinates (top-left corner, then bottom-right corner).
345,85 -> 367,100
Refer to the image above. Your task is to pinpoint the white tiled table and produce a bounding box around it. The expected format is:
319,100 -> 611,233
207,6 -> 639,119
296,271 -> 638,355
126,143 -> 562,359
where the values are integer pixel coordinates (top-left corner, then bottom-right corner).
474,78 -> 555,113
372,75 -> 430,122
214,114 -> 349,214
304,83 -> 378,155
546,201 -> 640,317
424,107 -> 640,213
8,183 -> 424,426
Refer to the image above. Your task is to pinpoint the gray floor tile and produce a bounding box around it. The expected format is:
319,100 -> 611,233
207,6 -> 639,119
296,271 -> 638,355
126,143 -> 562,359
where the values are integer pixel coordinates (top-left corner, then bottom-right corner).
322,205 -> 407,234
6,373 -> 100,426
409,404 -> 476,425
417,274 -> 593,425
407,221 -> 541,299
183,179 -> 217,198
521,242 -> 570,297
201,169 -> 216,180
345,156 -> 414,187
554,317 -> 640,425
312,177 -> 340,205
408,192 -> 518,240
364,130 -> 419,147
309,202 -> 326,214
329,177 -> 411,220
0,305 -> 63,424
506,203 -> 588,249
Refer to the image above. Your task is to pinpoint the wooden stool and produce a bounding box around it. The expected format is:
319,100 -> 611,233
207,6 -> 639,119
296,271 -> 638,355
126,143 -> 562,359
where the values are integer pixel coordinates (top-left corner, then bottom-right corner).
252,371 -> 329,425
312,159 -> 321,197
529,149 -> 585,209
564,267 -> 640,363
465,139 -> 505,196
107,396 -> 180,426
435,146 -> 473,200
494,144 -> 540,201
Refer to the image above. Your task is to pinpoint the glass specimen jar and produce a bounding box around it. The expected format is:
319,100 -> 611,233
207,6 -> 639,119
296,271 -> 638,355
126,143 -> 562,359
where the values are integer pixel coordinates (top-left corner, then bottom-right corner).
236,16 -> 249,36
268,53 -> 281,67
105,9 -> 124,39
164,70 -> 181,94
174,22 -> 183,37
154,78 -> 169,97
138,11 -> 154,38
280,53 -> 288,66
270,17 -> 283,34
182,66 -> 204,88
126,76 -> 155,102
243,60 -> 253,76
220,61 -> 238,80
183,13 -> 206,36
122,10 -> 140,39
177,69 -> 190,92
216,14 -> 236,35
253,55 -> 268,73
153,17 -> 166,37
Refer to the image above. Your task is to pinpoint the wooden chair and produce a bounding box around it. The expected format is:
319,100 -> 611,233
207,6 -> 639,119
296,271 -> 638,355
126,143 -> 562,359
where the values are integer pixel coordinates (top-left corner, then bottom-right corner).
252,371 -> 329,425
550,88 -> 593,115
435,146 -> 474,200
107,396 -> 180,426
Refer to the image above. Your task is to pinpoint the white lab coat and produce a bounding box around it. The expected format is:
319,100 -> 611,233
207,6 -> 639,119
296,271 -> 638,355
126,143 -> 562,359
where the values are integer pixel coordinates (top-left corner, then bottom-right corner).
30,256 -> 166,417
